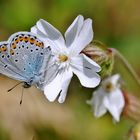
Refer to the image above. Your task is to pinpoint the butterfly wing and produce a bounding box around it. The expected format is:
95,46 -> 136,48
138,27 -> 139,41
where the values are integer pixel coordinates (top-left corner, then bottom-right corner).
0,41 -> 27,81
0,32 -> 51,85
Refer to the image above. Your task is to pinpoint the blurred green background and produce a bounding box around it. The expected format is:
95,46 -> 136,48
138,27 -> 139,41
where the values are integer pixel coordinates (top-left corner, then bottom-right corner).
0,0 -> 139,140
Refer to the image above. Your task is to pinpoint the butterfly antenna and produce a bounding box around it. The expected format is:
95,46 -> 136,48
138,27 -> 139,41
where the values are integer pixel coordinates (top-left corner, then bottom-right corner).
7,82 -> 23,92
20,87 -> 24,105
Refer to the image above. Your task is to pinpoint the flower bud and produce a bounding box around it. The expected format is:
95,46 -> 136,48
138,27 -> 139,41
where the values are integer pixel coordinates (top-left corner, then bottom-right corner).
123,91 -> 140,122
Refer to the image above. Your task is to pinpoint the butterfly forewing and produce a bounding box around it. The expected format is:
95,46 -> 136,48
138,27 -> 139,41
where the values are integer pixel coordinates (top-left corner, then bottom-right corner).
0,42 -> 27,81
0,32 -> 52,86
8,32 -> 45,77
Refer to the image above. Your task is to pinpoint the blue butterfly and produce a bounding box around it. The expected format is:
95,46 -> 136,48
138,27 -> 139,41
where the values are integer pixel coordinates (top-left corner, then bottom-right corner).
0,32 -> 54,90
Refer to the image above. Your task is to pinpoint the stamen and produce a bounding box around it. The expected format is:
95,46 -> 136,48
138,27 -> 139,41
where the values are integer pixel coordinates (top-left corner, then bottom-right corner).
104,82 -> 114,92
59,54 -> 68,62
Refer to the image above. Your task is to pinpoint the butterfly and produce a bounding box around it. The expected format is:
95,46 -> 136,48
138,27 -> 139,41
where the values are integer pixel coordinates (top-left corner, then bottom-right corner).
0,32 -> 54,91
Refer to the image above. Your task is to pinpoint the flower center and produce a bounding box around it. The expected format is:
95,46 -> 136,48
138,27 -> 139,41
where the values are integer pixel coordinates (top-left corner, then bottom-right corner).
104,82 -> 114,92
58,54 -> 68,62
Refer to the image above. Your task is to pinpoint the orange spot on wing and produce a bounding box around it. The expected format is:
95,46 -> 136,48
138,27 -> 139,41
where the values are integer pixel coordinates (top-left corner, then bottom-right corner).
1,46 -> 7,52
15,39 -> 20,43
29,38 -> 35,44
19,36 -> 24,41
11,43 -> 17,49
10,49 -> 14,55
24,37 -> 30,42
35,41 -> 44,48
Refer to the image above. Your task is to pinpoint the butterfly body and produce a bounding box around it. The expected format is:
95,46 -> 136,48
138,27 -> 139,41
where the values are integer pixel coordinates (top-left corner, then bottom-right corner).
0,32 -> 52,88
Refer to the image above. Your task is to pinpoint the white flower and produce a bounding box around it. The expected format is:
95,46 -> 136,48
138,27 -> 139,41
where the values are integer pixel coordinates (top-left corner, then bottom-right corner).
87,74 -> 125,122
31,15 -> 101,103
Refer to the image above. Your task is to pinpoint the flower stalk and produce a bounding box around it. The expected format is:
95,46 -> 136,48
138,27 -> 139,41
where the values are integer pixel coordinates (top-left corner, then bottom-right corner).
112,48 -> 140,88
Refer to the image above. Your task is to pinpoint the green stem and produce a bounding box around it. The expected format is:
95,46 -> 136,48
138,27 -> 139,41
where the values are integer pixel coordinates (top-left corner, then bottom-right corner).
112,48 -> 140,87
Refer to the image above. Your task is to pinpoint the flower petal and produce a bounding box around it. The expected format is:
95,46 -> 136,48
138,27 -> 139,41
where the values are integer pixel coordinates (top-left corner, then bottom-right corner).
71,54 -> 101,73
69,18 -> 93,55
58,69 -> 73,103
92,90 -> 107,117
31,25 -> 38,34
71,54 -> 101,88
37,19 -> 64,43
110,74 -> 120,86
103,74 -> 120,89
31,25 -> 52,39
74,69 -> 100,88
65,15 -> 84,47
44,73 -> 63,102
41,59 -> 60,86
44,69 -> 73,103
82,54 -> 101,72
35,19 -> 66,51
31,25 -> 62,53
103,89 -> 125,122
